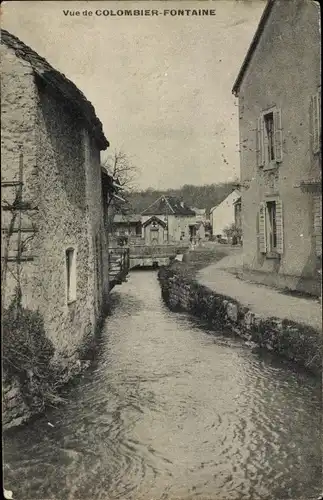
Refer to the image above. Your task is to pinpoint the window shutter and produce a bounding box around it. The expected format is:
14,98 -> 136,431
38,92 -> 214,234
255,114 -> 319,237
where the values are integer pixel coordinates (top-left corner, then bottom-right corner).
314,194 -> 322,257
274,108 -> 283,162
317,89 -> 321,153
312,93 -> 320,154
275,199 -> 284,254
256,117 -> 264,167
259,202 -> 267,253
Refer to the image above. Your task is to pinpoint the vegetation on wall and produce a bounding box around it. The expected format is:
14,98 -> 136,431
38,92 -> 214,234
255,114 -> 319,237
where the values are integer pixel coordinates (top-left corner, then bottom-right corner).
2,291 -> 64,410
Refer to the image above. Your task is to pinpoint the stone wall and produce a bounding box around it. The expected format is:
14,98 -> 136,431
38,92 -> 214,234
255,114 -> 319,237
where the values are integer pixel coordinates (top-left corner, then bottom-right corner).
158,266 -> 322,376
1,42 -> 109,357
2,379 -> 32,431
2,357 -> 92,431
238,0 -> 321,286
1,43 -> 109,429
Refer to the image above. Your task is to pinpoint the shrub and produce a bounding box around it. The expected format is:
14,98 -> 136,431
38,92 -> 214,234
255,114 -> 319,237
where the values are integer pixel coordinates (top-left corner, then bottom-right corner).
2,303 -> 59,410
2,304 -> 54,380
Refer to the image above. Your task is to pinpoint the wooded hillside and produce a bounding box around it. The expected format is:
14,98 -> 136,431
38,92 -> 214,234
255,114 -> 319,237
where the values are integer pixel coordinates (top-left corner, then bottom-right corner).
126,182 -> 237,217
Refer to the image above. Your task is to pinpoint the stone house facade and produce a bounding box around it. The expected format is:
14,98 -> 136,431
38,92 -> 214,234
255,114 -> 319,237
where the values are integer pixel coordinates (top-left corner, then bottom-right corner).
142,216 -> 167,245
141,195 -> 196,243
210,190 -> 241,239
232,0 -> 321,296
1,29 -> 111,363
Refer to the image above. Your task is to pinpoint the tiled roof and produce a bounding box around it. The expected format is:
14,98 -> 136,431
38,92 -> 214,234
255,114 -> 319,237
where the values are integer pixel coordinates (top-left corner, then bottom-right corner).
142,216 -> 167,228
210,190 -> 241,213
192,207 -> 206,215
113,214 -> 141,223
1,29 -> 109,150
142,195 -> 196,216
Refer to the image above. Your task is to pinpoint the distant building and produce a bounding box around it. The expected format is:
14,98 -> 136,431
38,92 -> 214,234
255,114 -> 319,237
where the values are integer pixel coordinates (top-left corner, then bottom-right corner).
210,190 -> 241,239
191,207 -> 206,223
142,216 -> 167,245
141,195 -> 196,243
232,0 -> 321,296
1,29 -> 111,362
112,214 -> 142,238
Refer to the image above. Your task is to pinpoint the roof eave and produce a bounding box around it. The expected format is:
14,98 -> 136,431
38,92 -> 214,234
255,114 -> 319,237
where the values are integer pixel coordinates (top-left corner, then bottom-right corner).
1,29 -> 109,150
36,70 -> 110,150
232,0 -> 275,96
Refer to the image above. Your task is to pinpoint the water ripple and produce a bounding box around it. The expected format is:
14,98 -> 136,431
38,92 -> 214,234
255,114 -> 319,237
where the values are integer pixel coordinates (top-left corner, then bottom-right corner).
4,270 -> 322,500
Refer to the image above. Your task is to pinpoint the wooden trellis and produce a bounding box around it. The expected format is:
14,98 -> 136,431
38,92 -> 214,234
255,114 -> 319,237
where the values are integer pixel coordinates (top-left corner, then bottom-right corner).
1,148 -> 38,294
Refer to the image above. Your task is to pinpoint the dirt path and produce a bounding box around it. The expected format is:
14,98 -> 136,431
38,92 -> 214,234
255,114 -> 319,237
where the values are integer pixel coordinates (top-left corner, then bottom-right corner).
197,252 -> 321,332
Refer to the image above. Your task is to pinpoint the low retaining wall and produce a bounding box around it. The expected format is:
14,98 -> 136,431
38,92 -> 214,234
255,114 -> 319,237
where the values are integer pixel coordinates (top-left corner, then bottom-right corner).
158,266 -> 322,376
2,356 -> 91,431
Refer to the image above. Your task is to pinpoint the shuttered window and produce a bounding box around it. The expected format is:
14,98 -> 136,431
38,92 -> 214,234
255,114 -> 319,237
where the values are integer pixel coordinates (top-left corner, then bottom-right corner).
256,117 -> 265,167
311,89 -> 321,154
259,202 -> 267,253
256,108 -> 283,167
274,109 -> 283,163
275,199 -> 284,254
258,199 -> 284,255
314,194 -> 322,257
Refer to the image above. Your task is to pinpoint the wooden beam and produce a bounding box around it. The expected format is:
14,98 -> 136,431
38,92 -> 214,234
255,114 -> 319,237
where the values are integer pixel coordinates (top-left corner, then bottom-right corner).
1,205 -> 39,211
6,256 -> 34,262
2,228 -> 38,233
1,181 -> 23,187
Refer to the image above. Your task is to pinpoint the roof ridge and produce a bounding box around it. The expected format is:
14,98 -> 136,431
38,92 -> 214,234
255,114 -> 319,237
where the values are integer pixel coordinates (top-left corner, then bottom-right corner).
141,195 -> 164,214
164,195 -> 175,214
1,28 -> 109,149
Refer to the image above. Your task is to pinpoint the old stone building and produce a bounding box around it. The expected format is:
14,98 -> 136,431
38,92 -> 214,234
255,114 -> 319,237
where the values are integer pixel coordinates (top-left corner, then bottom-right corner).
210,189 -> 241,239
1,29 -> 111,364
232,0 -> 321,295
141,195 -> 196,243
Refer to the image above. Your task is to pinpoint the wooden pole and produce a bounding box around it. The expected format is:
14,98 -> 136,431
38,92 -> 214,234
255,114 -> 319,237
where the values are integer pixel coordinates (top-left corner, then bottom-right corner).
1,147 -> 23,308
15,147 -> 24,313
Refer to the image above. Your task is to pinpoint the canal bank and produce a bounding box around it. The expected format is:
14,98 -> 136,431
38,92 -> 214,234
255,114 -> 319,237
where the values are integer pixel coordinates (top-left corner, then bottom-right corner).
158,256 -> 322,376
3,270 -> 322,500
2,309 -> 106,432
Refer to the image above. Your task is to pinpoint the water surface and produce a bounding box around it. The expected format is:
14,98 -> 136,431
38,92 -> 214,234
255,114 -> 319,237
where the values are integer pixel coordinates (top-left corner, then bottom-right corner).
4,270 -> 322,500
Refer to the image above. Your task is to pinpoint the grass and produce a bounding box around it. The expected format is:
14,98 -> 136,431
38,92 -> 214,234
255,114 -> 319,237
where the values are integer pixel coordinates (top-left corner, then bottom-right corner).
169,245 -> 229,281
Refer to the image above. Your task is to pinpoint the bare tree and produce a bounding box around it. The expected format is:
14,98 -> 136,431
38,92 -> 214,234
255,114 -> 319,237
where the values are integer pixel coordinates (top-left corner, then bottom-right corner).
101,150 -> 139,232
102,150 -> 138,192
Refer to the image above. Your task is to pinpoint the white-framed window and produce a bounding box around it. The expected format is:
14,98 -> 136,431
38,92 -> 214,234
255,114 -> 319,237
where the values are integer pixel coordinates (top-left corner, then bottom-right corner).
259,199 -> 284,256
310,88 -> 321,154
256,107 -> 283,168
66,247 -> 76,303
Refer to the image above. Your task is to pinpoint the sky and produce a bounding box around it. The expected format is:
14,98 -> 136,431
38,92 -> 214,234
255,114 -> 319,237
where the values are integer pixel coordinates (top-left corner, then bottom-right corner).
1,0 -> 265,190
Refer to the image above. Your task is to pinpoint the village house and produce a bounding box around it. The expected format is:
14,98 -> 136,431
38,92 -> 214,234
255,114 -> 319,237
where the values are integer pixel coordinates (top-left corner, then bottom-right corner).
112,214 -> 142,239
210,189 -> 241,240
232,0 -> 321,296
190,207 -> 207,241
1,29 -> 113,364
141,195 -> 196,243
191,207 -> 206,223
